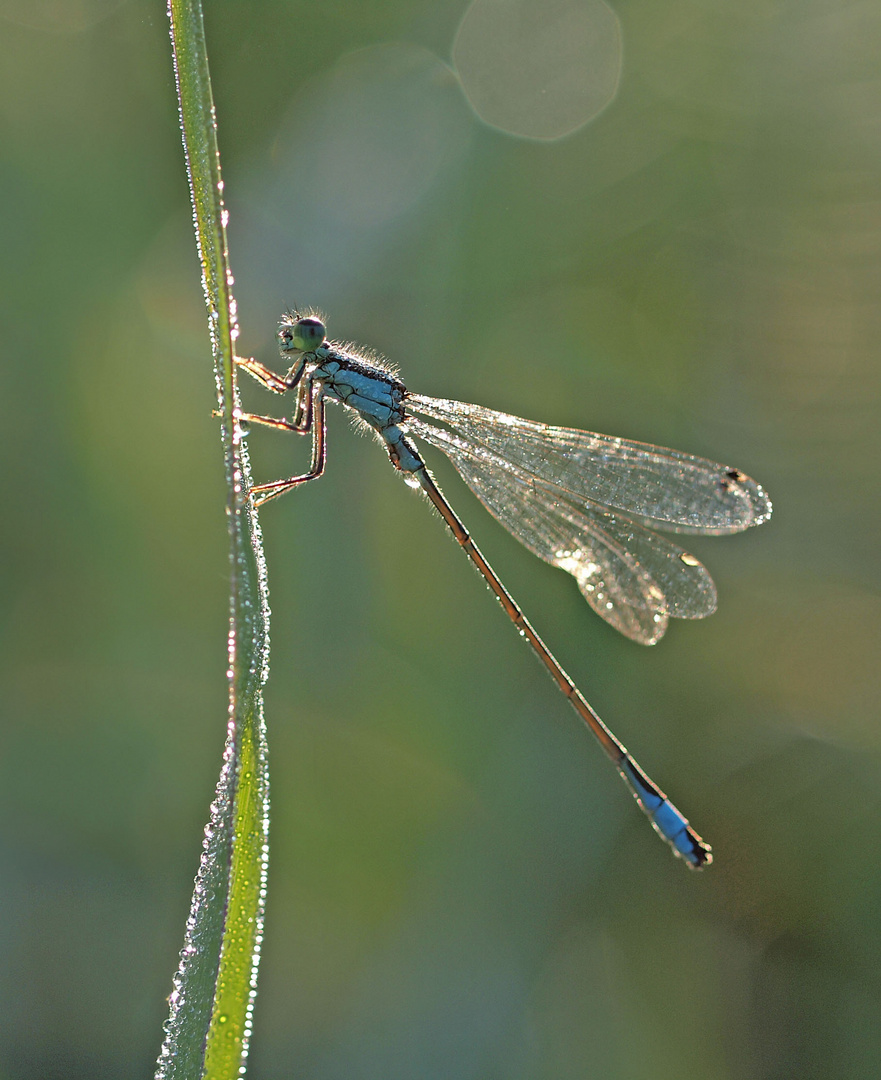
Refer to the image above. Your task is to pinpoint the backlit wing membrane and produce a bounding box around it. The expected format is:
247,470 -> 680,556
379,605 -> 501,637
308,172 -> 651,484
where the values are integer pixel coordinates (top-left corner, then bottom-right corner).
406,395 -> 772,536
406,411 -> 719,645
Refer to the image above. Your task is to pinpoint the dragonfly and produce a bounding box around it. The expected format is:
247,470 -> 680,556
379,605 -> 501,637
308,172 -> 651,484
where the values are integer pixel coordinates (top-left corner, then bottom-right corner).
234,311 -> 772,868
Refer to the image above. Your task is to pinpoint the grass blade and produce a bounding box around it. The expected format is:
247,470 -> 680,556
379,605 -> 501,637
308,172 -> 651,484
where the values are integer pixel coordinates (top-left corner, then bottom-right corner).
156,2 -> 271,1078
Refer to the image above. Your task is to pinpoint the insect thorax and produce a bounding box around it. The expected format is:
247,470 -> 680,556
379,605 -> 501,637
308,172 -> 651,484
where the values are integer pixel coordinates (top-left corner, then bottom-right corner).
313,350 -> 408,434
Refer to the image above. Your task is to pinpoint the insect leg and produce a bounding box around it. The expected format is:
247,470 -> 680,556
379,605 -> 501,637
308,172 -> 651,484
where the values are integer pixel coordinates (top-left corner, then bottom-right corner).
250,384 -> 327,507
235,353 -> 307,394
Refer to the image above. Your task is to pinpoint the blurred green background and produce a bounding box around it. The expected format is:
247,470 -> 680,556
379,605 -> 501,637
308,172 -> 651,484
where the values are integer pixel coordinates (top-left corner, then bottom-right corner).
2,0 -> 880,1077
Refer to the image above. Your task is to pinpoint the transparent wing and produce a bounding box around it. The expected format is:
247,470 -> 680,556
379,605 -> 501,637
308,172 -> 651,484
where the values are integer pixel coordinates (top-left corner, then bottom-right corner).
406,415 -> 717,645
406,395 -> 772,535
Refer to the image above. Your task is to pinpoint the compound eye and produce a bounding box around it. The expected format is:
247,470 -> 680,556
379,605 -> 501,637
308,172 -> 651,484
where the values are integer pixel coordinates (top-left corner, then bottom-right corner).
281,316 -> 326,353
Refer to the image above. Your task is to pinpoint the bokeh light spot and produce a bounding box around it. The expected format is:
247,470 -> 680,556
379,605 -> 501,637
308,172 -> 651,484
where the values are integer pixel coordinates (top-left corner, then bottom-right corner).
453,0 -> 623,140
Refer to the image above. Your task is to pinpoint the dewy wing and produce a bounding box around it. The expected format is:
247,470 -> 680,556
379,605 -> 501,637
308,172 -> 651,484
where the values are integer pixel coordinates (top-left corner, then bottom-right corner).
405,394 -> 772,535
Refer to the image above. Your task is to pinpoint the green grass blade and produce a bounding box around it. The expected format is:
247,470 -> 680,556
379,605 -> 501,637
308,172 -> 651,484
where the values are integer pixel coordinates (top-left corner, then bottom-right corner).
156,2 -> 271,1078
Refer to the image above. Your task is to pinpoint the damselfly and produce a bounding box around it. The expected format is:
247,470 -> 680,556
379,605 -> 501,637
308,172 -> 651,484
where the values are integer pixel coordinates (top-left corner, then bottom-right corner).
235,312 -> 772,868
